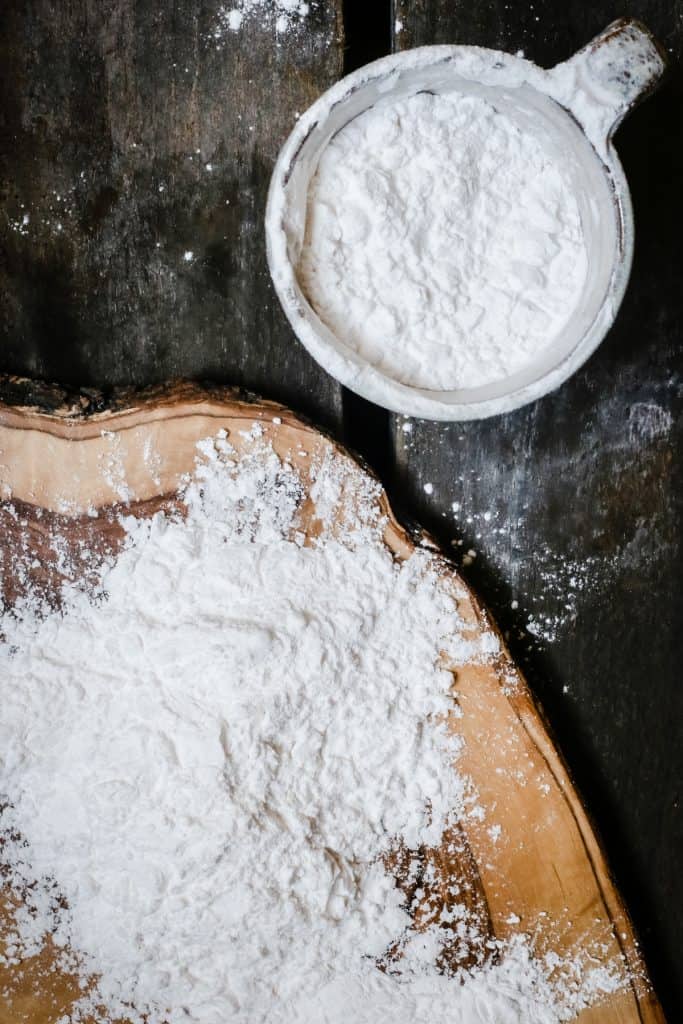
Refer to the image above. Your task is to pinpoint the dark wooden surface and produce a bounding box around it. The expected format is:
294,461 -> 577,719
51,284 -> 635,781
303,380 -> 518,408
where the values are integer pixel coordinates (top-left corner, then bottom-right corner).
0,1 -> 681,1019
0,0 -> 344,429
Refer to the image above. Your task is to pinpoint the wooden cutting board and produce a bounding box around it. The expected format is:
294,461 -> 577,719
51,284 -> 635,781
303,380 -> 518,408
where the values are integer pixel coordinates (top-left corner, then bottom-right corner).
0,380 -> 665,1024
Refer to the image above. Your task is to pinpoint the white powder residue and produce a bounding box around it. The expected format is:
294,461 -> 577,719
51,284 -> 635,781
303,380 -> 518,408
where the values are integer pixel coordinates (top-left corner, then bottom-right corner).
0,432 -> 624,1022
298,91 -> 588,391
523,550 -> 613,643
213,0 -> 310,39
98,429 -> 132,503
448,500 -> 618,645
142,435 -> 163,487
628,401 -> 673,444
7,210 -> 30,236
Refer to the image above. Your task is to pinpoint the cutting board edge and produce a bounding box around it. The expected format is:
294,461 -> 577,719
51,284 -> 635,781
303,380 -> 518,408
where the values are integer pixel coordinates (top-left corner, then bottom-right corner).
0,376 -> 666,1024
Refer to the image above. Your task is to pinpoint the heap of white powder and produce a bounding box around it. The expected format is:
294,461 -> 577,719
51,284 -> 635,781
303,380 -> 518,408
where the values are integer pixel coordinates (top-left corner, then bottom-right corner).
0,430 -> 623,1022
299,91 -> 588,391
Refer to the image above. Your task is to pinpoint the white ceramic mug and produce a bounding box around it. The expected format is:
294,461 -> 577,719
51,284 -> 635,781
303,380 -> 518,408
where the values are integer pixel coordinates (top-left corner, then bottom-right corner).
266,19 -> 666,421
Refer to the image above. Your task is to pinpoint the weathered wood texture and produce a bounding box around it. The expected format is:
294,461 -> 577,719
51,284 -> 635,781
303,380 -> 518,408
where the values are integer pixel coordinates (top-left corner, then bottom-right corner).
0,386 -> 666,1022
0,0 -> 344,428
391,2 -> 683,1017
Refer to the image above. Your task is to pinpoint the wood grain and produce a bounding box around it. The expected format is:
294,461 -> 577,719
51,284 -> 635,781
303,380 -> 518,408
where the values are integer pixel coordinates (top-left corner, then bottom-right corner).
0,384 -> 666,1023
0,0 -> 344,429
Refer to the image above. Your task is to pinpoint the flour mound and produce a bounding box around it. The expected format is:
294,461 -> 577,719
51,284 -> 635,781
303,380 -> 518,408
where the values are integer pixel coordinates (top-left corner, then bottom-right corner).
0,431 -> 622,1022
299,91 -> 587,391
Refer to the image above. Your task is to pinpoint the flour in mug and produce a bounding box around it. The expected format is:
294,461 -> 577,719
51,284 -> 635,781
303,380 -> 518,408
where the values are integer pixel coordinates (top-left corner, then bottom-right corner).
299,91 -> 588,390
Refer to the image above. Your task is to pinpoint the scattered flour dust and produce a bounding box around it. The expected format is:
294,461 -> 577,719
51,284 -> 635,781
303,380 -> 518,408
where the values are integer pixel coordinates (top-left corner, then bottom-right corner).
213,0 -> 310,37
0,428 -> 624,1022
299,91 -> 588,391
523,548 -> 616,644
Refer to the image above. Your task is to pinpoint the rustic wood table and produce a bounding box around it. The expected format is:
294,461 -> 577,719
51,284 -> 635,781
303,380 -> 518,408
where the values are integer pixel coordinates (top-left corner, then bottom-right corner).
1,1 -> 681,1018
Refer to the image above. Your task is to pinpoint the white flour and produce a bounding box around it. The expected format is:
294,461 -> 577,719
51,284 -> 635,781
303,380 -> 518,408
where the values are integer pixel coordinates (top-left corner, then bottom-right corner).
0,431 -> 623,1022
215,0 -> 310,36
298,91 -> 588,391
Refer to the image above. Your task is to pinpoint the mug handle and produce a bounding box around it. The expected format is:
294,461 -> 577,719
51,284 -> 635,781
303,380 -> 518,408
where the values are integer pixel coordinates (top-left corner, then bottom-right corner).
547,18 -> 667,143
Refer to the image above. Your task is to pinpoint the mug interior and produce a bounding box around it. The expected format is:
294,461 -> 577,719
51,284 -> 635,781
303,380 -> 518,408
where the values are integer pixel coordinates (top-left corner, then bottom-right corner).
282,60 -> 622,407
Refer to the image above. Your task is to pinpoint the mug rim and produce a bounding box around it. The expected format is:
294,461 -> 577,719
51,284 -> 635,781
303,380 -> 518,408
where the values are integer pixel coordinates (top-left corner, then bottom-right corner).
265,44 -> 633,421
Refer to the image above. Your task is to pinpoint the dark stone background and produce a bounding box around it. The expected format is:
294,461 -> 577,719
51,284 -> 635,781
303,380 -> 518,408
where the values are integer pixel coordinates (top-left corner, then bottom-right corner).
1,1 -> 680,1017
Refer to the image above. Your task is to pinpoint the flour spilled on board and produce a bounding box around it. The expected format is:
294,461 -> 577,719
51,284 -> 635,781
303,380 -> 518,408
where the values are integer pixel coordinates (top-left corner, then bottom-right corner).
1,427 -> 627,1022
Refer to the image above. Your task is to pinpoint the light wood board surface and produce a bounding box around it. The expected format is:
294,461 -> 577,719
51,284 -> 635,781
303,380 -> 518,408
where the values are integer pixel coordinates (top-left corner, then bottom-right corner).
0,383 -> 665,1023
